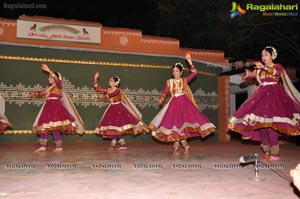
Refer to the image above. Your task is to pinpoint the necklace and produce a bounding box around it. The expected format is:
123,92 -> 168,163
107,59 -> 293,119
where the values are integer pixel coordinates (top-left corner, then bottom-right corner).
174,78 -> 182,93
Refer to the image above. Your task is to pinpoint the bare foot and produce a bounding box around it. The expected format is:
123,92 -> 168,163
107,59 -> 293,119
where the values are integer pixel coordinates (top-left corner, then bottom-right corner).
34,147 -> 46,152
184,145 -> 190,153
268,155 -> 280,161
261,152 -> 269,160
53,148 -> 63,152
118,146 -> 127,150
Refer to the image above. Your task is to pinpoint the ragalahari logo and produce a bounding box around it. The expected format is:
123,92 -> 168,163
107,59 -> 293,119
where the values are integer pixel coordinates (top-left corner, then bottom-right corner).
230,2 -> 246,19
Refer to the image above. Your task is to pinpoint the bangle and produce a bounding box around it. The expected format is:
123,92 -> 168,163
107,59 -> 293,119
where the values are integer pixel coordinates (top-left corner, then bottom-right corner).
190,64 -> 196,70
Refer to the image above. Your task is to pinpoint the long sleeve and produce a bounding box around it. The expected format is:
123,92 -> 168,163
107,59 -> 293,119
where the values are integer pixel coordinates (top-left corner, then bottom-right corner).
161,81 -> 169,96
184,70 -> 197,84
29,88 -> 49,98
37,90 -> 47,97
94,86 -> 108,93
158,81 -> 169,104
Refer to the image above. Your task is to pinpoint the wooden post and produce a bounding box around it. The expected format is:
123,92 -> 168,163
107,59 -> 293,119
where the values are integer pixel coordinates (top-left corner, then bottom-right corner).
218,75 -> 231,142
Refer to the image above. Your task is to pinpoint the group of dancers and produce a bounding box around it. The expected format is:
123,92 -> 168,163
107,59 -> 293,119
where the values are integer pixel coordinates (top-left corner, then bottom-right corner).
1,47 -> 300,161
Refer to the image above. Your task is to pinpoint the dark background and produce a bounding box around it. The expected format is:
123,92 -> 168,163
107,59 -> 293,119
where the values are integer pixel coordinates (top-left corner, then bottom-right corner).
1,0 -> 300,68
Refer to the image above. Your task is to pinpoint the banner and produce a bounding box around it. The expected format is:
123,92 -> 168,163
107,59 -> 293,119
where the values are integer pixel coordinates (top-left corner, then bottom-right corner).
17,19 -> 101,44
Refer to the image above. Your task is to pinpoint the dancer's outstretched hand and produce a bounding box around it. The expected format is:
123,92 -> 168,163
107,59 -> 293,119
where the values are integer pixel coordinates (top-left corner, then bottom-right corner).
94,71 -> 100,80
185,53 -> 192,66
97,93 -> 105,100
157,98 -> 164,105
28,91 -> 37,98
41,64 -> 50,72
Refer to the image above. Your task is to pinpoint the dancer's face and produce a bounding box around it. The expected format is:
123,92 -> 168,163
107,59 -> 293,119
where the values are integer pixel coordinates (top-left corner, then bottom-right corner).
261,50 -> 273,65
108,77 -> 116,87
172,67 -> 182,79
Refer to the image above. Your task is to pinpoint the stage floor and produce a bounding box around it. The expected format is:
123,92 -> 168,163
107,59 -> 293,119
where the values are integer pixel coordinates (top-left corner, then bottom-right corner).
0,140 -> 299,199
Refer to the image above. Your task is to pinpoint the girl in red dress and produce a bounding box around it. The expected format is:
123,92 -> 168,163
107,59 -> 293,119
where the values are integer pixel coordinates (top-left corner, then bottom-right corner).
29,64 -> 85,152
150,53 -> 215,154
228,46 -> 300,160
93,72 -> 148,150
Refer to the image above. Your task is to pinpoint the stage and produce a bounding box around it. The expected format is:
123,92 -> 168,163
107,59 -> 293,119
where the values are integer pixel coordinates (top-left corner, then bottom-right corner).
0,140 -> 299,199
